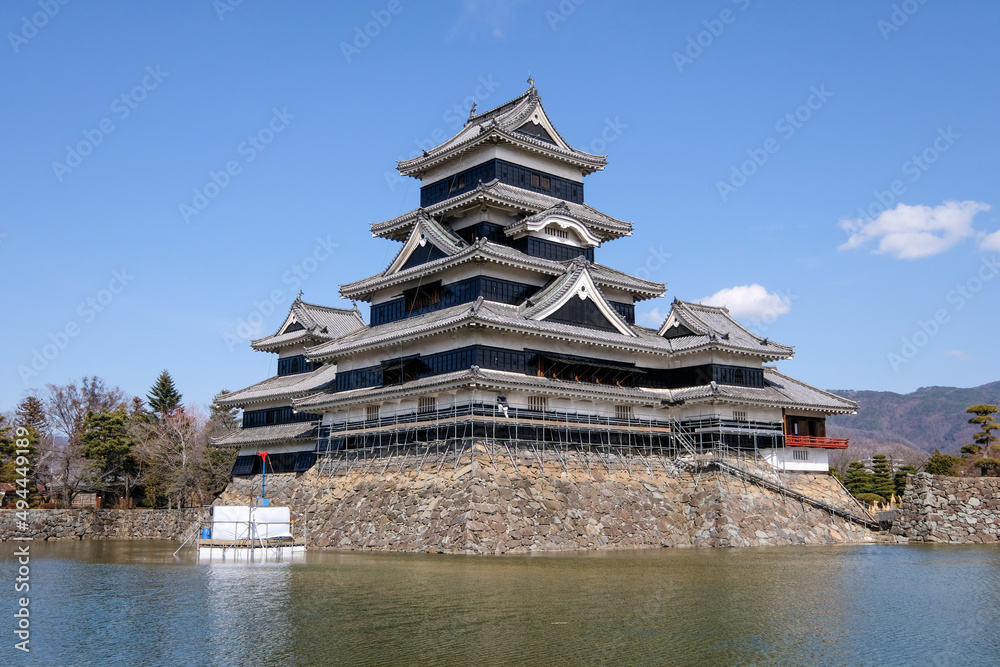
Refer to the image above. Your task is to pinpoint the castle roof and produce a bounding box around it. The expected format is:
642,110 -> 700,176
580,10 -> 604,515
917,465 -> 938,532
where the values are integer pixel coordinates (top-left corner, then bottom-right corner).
396,83 -> 607,178
305,294 -> 790,363
294,366 -> 668,412
340,239 -> 664,302
668,367 -> 858,415
251,296 -> 366,352
214,363 -> 339,408
211,421 -> 318,448
657,299 -> 795,358
370,179 -> 633,241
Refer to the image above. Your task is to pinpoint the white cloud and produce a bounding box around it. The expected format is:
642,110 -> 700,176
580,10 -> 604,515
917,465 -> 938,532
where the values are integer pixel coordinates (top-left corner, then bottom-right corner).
944,350 -> 970,361
980,229 -> 1000,252
639,307 -> 667,327
838,200 -> 991,259
698,284 -> 791,321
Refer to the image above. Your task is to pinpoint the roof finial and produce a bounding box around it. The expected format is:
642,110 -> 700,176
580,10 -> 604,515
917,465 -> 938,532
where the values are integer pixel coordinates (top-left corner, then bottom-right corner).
527,74 -> 535,91
296,290 -> 304,300
468,100 -> 477,120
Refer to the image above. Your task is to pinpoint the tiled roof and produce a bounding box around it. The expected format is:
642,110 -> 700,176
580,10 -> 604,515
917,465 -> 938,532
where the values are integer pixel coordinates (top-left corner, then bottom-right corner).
307,297 -> 666,362
252,297 -> 366,352
369,179 -> 632,241
294,367 -> 671,412
341,239 -> 662,301
657,299 -> 794,359
210,422 -> 318,448
669,367 -> 857,414
396,85 -> 607,178
215,364 -> 339,408
382,213 -> 469,275
520,258 -> 635,336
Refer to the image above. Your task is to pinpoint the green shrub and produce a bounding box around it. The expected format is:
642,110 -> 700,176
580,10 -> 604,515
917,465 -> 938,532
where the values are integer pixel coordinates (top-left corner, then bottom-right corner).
855,493 -> 888,505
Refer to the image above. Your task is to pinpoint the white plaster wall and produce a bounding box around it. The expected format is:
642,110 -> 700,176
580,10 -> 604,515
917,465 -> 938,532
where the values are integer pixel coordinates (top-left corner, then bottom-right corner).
760,447 -> 829,472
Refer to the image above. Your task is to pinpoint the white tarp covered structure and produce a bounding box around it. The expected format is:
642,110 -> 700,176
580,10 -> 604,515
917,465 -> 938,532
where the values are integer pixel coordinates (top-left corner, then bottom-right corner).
210,505 -> 293,541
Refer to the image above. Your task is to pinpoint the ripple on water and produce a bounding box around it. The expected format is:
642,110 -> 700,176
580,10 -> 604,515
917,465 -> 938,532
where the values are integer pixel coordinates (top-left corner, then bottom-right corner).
20,541 -> 1000,666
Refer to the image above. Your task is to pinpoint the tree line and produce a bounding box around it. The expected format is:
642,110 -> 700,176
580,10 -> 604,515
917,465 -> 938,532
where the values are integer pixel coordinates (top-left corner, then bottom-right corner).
0,372 -> 237,509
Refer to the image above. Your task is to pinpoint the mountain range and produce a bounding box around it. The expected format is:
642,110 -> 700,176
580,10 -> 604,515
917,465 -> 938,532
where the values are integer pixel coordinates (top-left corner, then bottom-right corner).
826,381 -> 999,464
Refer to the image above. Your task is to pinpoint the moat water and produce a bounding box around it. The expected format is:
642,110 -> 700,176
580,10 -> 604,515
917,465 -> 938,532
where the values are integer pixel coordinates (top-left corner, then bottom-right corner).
9,540 -> 1000,666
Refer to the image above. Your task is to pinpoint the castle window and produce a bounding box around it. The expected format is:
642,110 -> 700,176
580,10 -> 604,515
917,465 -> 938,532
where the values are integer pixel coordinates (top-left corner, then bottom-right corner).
418,396 -> 437,414
547,227 -> 569,240
793,450 -> 809,461
615,405 -> 633,420
366,405 -> 380,422
529,396 -> 548,413
541,176 -> 551,189
733,410 -> 747,422
531,173 -> 540,188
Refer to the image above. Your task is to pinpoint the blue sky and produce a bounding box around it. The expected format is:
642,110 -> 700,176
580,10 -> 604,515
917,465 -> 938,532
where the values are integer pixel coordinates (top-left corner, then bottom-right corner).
2,0 -> 998,413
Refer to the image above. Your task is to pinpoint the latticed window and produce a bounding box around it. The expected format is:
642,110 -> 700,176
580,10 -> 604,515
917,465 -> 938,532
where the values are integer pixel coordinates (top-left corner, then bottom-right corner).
529,396 -> 547,413
418,396 -> 436,414
366,405 -> 380,422
793,450 -> 809,461
547,226 -> 569,240
733,410 -> 748,422
615,405 -> 633,420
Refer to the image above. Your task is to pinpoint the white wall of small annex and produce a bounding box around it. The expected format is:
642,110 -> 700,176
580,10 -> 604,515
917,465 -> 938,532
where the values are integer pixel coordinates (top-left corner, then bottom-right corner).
760,447 -> 829,472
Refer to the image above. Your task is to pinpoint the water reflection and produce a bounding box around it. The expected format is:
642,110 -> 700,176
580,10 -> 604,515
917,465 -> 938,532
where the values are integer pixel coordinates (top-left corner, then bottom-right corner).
205,562 -> 294,664
19,542 -> 1000,666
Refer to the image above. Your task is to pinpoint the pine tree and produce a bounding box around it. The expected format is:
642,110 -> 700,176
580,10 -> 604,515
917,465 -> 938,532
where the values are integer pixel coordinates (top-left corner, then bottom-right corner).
81,407 -> 141,506
843,461 -> 873,497
924,449 -> 962,476
967,404 -> 1000,451
15,396 -> 47,436
966,405 -> 1000,475
870,454 -> 895,502
147,370 -> 182,417
12,396 -> 45,505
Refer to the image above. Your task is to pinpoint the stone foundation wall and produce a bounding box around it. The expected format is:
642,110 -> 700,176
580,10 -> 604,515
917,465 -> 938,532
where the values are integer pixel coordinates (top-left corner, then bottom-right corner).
891,473 -> 1000,543
0,508 -> 208,542
217,447 -> 876,553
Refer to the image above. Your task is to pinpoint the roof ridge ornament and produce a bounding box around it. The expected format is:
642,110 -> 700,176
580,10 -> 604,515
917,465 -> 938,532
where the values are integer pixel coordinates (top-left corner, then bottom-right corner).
468,101 -> 477,120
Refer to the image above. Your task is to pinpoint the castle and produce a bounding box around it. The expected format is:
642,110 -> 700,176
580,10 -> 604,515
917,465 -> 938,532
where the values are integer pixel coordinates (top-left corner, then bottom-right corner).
214,80 -> 856,484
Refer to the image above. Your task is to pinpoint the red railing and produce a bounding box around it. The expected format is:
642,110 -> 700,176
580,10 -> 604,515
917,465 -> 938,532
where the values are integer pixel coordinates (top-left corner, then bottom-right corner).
785,434 -> 849,449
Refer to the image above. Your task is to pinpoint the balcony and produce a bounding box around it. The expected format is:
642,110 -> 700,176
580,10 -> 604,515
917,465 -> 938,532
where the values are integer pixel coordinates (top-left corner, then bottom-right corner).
785,434 -> 849,449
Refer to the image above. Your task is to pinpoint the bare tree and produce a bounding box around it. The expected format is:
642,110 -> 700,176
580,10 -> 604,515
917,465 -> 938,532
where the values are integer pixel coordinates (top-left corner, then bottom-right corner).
132,407 -> 207,508
41,377 -> 126,507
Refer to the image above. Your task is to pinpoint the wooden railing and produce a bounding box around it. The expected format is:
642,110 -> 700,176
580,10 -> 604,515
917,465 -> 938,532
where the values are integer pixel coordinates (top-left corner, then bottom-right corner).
785,434 -> 849,449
